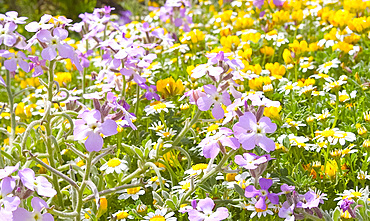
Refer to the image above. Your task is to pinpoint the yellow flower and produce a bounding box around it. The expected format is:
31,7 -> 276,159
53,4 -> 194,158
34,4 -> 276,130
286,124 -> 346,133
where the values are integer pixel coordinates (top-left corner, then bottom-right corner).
220,35 -> 240,51
321,160 -> 338,178
283,49 -> 293,64
241,32 -> 261,44
156,77 -> 184,98
265,62 -> 286,79
260,46 -> 274,56
289,40 -> 308,56
55,72 -> 72,86
249,76 -> 271,91
264,106 -> 282,121
94,198 -> 108,218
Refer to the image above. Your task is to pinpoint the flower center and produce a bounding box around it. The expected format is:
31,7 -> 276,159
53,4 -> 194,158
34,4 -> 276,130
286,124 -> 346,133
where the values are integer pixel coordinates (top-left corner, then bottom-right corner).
107,158 -> 121,168
127,187 -> 141,195
117,211 -> 129,219
150,215 -> 166,221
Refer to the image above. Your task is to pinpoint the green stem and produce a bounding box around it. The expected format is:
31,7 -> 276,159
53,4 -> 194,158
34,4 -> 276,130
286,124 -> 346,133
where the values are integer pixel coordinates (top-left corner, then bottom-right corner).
172,109 -> 201,146
332,91 -> 339,128
5,70 -> 16,148
75,152 -> 94,221
179,149 -> 237,204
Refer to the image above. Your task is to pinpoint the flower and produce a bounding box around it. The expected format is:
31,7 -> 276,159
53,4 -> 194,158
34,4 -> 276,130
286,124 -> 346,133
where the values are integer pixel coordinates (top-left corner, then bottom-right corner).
197,85 -> 231,119
149,121 -> 165,131
143,208 -> 176,221
12,197 -> 53,221
18,168 -> 56,197
73,109 -> 118,152
246,197 -> 276,218
112,210 -> 133,220
198,127 -> 239,159
234,153 -> 268,170
314,128 -> 356,145
187,198 -> 229,221
118,179 -> 145,200
244,178 -> 279,210
144,101 -> 175,115
233,112 -> 277,152
100,158 -> 128,174
0,177 -> 20,212
156,128 -> 177,138
156,77 -> 184,98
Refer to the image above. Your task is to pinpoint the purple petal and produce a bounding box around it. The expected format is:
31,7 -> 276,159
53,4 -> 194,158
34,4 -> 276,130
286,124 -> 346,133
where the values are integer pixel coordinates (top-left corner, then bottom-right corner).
57,44 -> 74,59
203,143 -> 220,159
18,60 -> 30,72
258,136 -> 275,152
37,30 -> 52,43
12,207 -> 33,221
238,112 -> 257,130
1,177 -> 15,195
268,193 -> 279,204
259,117 -> 277,133
220,137 -> 239,150
31,197 -> 48,212
203,84 -> 217,95
100,119 -> 118,136
53,27 -> 68,40
198,198 -> 215,214
259,178 -> 273,190
41,47 -> 57,60
197,96 -> 213,111
0,75 -> 6,87
255,197 -> 267,210
244,185 -> 259,198
212,103 -> 224,119
85,132 -> 103,152
4,59 -> 17,72
18,168 -> 35,191
238,133 -> 256,150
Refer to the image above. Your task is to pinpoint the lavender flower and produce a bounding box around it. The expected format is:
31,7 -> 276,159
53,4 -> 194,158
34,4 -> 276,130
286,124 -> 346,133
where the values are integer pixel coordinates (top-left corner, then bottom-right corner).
0,177 -> 20,212
233,112 -> 277,152
25,14 -> 53,32
234,153 -> 268,170
197,85 -> 231,119
12,197 -> 53,221
187,198 -> 229,221
74,109 -> 118,152
199,127 -> 239,158
245,178 -> 279,210
18,168 -> 56,197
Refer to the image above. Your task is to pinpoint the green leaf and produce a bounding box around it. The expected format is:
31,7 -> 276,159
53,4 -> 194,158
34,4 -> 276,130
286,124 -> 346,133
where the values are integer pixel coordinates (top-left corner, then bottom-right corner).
234,184 -> 245,197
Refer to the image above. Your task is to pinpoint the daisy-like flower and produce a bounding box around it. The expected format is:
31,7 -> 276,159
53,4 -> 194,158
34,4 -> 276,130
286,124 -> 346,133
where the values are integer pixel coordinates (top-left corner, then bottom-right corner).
357,171 -> 370,181
311,73 -> 334,82
118,179 -> 145,200
156,128 -> 177,138
314,109 -> 331,121
144,101 -> 176,115
100,158 -> 128,174
281,119 -> 306,130
335,187 -> 369,205
146,176 -> 170,190
314,128 -> 356,145
143,208 -> 176,221
273,34 -> 289,47
299,61 -> 314,73
246,198 -> 276,219
323,80 -> 346,92
149,121 -> 165,131
317,58 -> 340,74
277,82 -> 299,95
185,163 -> 213,176
112,210 -> 133,220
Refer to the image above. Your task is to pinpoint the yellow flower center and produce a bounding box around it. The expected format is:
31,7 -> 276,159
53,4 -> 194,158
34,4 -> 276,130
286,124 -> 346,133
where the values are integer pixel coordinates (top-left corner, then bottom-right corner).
207,124 -> 219,132
351,192 -> 362,198
127,187 -> 141,195
192,163 -> 208,171
285,85 -> 294,90
324,61 -> 333,67
151,101 -> 167,110
321,129 -> 335,137
181,182 -> 191,190
150,215 -> 166,221
117,211 -> 129,219
107,158 -> 121,168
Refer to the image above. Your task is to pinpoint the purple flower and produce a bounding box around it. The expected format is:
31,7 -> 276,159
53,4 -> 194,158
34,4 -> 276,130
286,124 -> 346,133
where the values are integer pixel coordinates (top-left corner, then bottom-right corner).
0,163 -> 19,179
0,50 -> 30,72
25,14 -> 53,32
278,201 -> 295,220
197,85 -> 231,119
29,56 -> 47,77
245,178 -> 279,210
191,63 -> 224,79
253,0 -> 265,8
280,184 -> 295,194
234,153 -> 268,169
18,168 -> 56,198
187,198 -> 229,221
12,197 -> 53,221
141,84 -> 160,101
4,11 -> 27,24
74,109 -> 118,152
340,198 -> 354,212
0,177 -> 20,212
199,127 -> 240,159
0,22 -> 17,47
297,191 -> 320,209
120,68 -> 146,85
37,28 -> 74,61
233,112 -> 276,152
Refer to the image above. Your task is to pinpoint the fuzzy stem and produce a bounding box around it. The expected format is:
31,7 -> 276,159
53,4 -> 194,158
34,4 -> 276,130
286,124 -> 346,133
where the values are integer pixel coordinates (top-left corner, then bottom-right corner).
172,108 -> 201,146
5,70 -> 16,148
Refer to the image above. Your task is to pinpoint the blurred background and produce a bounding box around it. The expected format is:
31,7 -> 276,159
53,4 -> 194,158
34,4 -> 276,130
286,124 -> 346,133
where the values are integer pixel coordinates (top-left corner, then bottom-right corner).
0,0 -> 149,22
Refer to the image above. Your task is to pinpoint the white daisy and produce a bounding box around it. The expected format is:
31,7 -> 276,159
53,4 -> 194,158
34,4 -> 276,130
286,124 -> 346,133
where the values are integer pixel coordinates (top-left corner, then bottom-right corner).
144,101 -> 175,115
100,158 -> 128,174
143,208 -> 177,221
317,58 -> 340,74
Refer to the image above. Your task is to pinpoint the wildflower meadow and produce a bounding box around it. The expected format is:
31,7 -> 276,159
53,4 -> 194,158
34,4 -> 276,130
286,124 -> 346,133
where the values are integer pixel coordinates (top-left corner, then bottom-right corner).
1,0 -> 370,220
